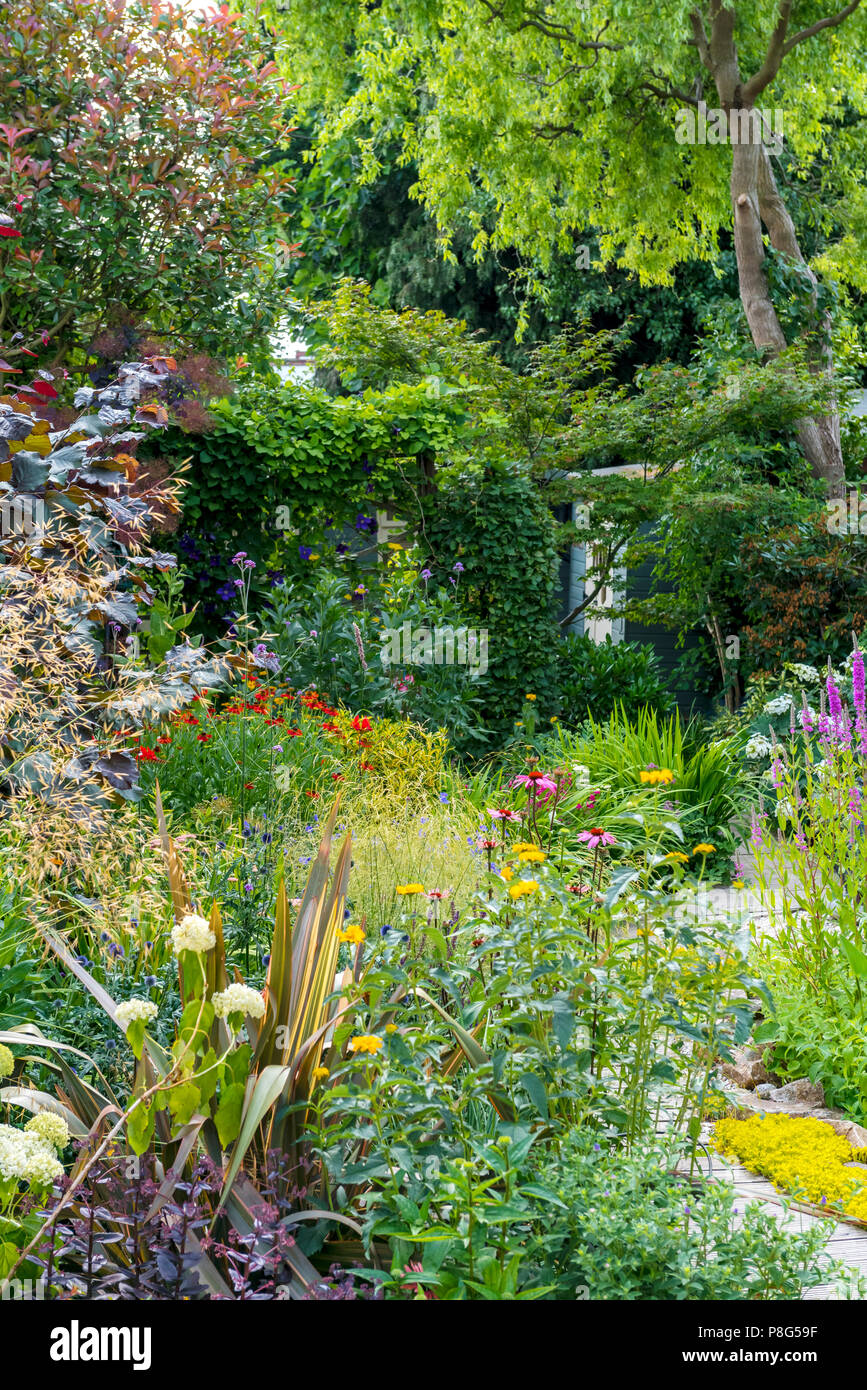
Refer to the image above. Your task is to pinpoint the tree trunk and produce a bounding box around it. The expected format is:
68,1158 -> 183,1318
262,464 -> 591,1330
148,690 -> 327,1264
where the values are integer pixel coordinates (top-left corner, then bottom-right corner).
699,6 -> 846,497
730,138 -> 845,496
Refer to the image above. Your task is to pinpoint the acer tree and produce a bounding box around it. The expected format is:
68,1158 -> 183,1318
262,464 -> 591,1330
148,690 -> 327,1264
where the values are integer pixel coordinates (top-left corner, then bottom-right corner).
269,0 -> 867,495
0,0 -> 297,370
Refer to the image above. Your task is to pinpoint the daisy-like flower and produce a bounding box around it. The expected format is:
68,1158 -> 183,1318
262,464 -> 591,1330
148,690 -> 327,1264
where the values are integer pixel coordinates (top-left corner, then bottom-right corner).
395,883 -> 424,896
116,999 -> 159,1031
488,807 -> 521,822
312,1065 -> 329,1082
212,983 -> 266,1020
385,1023 -> 398,1034
337,923 -> 366,945
639,767 -> 674,786
500,865 -> 514,882
348,1034 -> 384,1055
171,913 -> 216,955
692,843 -> 716,855
663,851 -> 690,864
516,847 -> 546,863
577,828 -> 617,850
510,770 -> 557,795
508,880 -> 539,900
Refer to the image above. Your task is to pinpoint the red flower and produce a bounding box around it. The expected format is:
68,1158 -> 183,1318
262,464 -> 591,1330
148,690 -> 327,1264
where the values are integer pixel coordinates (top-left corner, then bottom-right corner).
352,715 -> 372,733
359,762 -> 375,771
223,705 -> 244,714
156,736 -> 172,745
197,734 -> 212,742
331,773 -> 344,782
244,782 -> 254,790
136,748 -> 158,762
305,790 -> 321,799
286,728 -> 302,737
0,227 -> 22,239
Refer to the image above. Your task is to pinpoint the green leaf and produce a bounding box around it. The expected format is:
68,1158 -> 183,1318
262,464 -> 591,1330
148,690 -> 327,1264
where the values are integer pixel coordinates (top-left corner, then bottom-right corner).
215,1081 -> 246,1147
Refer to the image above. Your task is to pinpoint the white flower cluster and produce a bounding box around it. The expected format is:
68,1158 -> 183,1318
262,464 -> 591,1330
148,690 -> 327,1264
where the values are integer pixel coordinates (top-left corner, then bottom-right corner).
745,733 -> 774,760
0,1123 -> 64,1188
115,998 -> 159,1031
171,913 -> 216,955
212,984 -> 266,1021
789,663 -> 820,685
763,694 -> 794,717
571,763 -> 592,787
25,1111 -> 70,1151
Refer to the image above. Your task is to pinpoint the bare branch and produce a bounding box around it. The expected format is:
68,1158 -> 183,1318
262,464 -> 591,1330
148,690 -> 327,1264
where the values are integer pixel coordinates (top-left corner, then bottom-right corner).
689,7 -> 712,68
742,0 -> 793,103
781,0 -> 861,54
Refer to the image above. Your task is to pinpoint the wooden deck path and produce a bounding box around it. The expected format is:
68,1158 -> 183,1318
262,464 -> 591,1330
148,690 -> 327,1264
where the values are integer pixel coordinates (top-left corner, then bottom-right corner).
683,1141 -> 867,1299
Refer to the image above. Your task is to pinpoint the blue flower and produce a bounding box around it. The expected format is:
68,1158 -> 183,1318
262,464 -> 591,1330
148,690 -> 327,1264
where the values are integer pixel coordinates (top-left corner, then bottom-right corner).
299,544 -> 313,561
439,792 -> 449,804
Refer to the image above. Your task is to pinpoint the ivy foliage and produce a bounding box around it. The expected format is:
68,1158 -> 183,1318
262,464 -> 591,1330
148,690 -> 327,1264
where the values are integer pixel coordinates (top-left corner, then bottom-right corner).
156,370 -> 467,624
424,461 -> 562,751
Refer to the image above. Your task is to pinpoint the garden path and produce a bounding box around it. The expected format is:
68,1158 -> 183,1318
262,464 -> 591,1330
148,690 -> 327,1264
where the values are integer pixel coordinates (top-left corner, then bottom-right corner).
683,846 -> 867,1299
692,1138 -> 867,1300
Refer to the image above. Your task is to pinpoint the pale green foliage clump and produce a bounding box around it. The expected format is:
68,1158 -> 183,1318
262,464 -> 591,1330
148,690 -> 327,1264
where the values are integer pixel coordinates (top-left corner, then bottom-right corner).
269,1 -> 867,294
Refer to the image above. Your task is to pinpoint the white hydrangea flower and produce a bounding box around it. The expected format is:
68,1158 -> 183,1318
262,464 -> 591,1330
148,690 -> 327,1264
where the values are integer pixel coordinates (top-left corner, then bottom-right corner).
745,734 -> 774,760
763,694 -> 793,717
172,913 -> 216,955
789,663 -> 819,685
212,983 -> 266,1021
116,999 -> 159,1031
21,1147 -> 64,1187
25,1112 -> 70,1151
0,1124 -> 63,1186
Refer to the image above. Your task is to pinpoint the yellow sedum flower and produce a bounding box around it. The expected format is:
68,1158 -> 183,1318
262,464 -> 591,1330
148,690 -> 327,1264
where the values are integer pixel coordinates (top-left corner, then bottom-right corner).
348,1034 -> 384,1055
338,923 -> 366,945
713,1113 -> 867,1222
396,883 -> 424,896
508,879 -> 539,900
692,843 -> 716,855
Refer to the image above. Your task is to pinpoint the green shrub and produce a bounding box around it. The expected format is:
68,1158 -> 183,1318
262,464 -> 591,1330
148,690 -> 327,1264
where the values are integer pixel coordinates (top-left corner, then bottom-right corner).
556,633 -> 672,726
